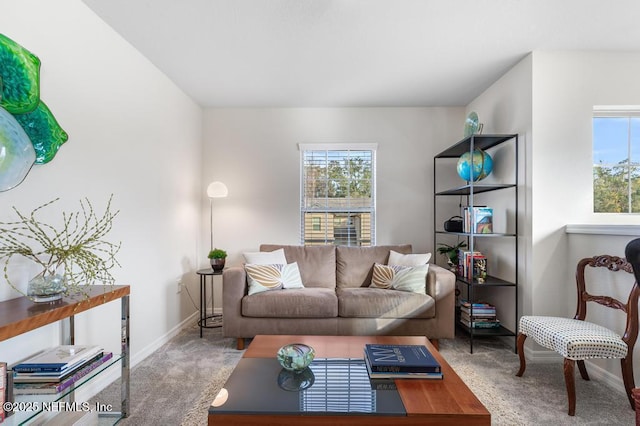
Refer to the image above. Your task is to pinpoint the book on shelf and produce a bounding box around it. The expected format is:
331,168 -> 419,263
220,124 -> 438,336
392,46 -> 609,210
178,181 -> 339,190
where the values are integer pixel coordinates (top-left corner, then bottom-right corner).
460,311 -> 496,322
363,344 -> 441,373
13,352 -> 113,394
13,345 -> 103,373
459,300 -> 493,308
13,352 -> 105,383
364,352 -> 443,380
463,206 -> 493,234
460,305 -> 496,315
460,319 -> 501,329
457,251 -> 487,281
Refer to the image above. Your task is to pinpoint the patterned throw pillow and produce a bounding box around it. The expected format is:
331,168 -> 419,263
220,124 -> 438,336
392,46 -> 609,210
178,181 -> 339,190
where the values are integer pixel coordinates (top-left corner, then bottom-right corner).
370,263 -> 428,293
245,262 -> 304,295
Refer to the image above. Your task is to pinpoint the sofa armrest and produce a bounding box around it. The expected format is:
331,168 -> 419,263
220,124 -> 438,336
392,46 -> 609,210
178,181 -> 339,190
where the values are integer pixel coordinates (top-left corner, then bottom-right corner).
426,264 -> 455,299
222,266 -> 247,338
426,264 -> 456,338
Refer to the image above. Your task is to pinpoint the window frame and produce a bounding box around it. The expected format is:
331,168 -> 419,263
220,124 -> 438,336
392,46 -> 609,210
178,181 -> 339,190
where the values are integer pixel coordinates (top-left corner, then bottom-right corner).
298,143 -> 377,246
593,107 -> 640,214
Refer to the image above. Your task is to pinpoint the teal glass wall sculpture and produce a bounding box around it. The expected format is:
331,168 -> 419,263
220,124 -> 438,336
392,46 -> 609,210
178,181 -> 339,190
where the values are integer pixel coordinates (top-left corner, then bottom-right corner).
0,33 -> 68,190
14,101 -> 68,164
0,106 -> 36,191
0,33 -> 41,114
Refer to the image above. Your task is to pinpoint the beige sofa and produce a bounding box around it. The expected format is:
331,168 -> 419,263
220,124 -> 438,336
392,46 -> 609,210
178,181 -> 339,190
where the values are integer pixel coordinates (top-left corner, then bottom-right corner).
222,244 -> 456,350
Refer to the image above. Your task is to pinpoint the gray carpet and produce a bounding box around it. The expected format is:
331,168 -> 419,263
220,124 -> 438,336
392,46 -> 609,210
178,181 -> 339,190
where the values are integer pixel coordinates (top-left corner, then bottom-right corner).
93,325 -> 635,425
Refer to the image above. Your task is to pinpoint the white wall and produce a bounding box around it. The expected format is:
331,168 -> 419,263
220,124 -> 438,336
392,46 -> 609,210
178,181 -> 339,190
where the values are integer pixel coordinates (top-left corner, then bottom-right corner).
0,0 -> 203,375
202,107 -> 464,270
532,51 -> 640,314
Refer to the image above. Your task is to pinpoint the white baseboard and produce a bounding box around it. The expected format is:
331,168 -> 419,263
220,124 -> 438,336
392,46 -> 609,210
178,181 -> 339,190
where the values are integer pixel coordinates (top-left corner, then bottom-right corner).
524,346 -> 626,394
78,311 -> 199,401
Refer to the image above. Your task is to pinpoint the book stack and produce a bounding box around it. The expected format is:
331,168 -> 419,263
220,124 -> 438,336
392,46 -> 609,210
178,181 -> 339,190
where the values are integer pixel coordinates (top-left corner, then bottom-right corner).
363,344 -> 443,380
462,206 -> 493,234
12,345 -> 113,395
457,250 -> 487,282
460,301 -> 500,329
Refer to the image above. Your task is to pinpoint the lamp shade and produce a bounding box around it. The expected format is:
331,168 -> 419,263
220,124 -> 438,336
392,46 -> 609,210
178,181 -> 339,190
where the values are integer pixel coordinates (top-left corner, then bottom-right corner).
207,181 -> 228,198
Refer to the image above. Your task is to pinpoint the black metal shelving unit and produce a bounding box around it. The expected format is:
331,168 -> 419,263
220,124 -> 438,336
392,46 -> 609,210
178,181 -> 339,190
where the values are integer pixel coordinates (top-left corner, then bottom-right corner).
433,134 -> 518,353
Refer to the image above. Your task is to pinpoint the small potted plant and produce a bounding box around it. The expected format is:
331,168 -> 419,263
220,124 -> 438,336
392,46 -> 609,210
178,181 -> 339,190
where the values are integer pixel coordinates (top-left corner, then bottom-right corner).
436,241 -> 467,273
208,248 -> 227,272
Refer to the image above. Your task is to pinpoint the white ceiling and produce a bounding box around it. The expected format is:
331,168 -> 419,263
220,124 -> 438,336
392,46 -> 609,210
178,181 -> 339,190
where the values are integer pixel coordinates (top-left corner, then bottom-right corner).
83,0 -> 640,108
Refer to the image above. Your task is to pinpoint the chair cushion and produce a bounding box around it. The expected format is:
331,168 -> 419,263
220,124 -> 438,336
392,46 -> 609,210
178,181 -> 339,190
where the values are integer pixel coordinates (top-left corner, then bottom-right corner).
519,316 -> 628,360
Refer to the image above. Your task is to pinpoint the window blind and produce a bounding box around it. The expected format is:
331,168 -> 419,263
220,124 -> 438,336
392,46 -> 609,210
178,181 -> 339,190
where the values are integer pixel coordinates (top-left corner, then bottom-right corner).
299,144 -> 376,246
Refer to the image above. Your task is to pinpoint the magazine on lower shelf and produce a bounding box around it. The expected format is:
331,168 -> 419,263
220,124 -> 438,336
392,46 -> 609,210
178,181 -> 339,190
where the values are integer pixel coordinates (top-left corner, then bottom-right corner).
13,352 -> 113,394
13,345 -> 103,373
13,350 -> 107,383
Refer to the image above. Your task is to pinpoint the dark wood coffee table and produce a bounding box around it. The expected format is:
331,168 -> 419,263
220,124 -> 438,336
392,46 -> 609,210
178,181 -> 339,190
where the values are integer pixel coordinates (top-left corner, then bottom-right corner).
208,335 -> 490,425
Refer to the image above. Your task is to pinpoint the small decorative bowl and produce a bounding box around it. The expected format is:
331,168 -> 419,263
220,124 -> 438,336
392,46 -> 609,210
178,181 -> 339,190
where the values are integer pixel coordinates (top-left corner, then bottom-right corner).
276,343 -> 315,371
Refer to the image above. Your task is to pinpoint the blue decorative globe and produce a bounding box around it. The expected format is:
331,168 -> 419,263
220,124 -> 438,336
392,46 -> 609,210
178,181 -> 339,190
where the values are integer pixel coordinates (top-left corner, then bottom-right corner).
457,149 -> 493,182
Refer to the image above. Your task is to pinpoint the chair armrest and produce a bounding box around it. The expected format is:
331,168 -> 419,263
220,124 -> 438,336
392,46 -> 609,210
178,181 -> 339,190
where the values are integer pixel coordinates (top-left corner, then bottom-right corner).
222,266 -> 247,337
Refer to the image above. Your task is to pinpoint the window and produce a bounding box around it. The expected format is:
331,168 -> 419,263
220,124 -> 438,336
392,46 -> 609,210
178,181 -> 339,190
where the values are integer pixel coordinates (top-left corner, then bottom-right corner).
593,108 -> 640,213
299,144 -> 376,246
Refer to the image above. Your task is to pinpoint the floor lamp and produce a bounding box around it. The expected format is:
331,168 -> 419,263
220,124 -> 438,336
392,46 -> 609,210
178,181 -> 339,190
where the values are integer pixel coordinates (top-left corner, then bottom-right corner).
207,181 -> 228,251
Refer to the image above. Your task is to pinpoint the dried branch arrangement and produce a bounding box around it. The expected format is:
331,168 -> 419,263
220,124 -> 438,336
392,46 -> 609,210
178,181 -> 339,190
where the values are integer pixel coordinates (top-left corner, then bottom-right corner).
0,195 -> 121,299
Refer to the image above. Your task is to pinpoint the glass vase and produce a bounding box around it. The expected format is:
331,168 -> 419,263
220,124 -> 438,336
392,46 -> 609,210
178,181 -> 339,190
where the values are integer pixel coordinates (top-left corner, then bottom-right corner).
27,273 -> 67,302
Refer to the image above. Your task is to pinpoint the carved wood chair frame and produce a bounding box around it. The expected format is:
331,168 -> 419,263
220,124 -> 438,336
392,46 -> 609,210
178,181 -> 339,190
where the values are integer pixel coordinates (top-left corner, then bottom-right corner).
516,253 -> 639,416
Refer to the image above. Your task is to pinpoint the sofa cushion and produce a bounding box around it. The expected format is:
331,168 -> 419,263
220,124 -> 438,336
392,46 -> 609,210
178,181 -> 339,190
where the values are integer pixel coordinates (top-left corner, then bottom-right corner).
242,288 -> 338,318
337,287 -> 435,319
243,248 -> 287,265
370,263 -> 428,293
244,262 -> 304,295
261,244 -> 336,289
336,245 -> 412,289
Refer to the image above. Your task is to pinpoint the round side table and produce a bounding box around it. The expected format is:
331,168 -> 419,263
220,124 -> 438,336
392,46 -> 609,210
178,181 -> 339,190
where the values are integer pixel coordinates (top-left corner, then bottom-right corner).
196,268 -> 223,337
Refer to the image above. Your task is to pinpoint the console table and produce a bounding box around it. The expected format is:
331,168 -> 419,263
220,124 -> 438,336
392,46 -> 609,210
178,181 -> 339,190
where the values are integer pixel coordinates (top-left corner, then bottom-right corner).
0,285 -> 130,424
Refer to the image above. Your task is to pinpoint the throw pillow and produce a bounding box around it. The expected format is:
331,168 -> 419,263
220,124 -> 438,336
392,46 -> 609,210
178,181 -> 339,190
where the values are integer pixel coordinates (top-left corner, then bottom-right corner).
245,262 -> 304,295
243,248 -> 287,265
370,263 -> 428,293
388,250 -> 431,267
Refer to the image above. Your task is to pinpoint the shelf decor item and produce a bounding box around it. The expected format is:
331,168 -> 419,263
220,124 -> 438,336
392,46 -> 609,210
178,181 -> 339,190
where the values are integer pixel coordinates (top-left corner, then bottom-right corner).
437,241 -> 467,271
0,196 -> 121,302
276,343 -> 315,372
464,111 -> 482,137
456,148 -> 493,182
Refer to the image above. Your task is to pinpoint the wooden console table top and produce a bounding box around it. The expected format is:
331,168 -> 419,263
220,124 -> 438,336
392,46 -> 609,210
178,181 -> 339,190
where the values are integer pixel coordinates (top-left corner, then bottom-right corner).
0,285 -> 130,342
